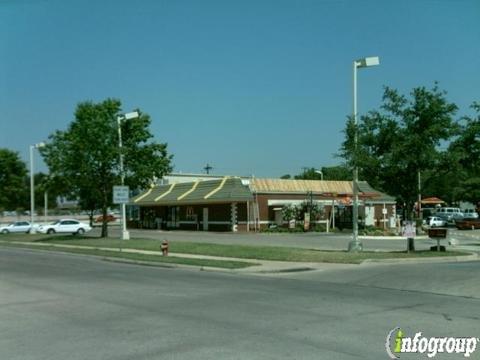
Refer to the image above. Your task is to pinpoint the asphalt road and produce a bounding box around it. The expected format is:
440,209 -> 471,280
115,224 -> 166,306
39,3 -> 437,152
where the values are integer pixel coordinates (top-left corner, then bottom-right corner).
1,248 -> 479,359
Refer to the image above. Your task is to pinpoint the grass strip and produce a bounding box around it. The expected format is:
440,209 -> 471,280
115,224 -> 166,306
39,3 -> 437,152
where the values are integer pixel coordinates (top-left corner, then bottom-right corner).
0,242 -> 256,269
14,235 -> 471,264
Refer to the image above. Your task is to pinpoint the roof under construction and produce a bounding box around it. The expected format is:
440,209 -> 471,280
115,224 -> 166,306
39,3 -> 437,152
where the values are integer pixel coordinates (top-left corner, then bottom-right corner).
250,179 -> 353,195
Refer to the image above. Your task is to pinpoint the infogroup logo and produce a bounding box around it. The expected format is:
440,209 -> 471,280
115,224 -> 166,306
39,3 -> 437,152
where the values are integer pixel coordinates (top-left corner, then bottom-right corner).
385,327 -> 479,358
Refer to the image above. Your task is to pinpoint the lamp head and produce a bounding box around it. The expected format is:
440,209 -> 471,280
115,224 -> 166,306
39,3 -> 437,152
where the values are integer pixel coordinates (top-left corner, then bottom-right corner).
124,111 -> 140,120
356,56 -> 380,68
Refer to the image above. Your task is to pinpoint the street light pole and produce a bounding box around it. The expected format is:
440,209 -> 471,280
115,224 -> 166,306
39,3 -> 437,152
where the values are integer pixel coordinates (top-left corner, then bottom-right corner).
315,169 -> 324,181
348,56 -> 379,252
117,111 -> 139,240
29,142 -> 45,234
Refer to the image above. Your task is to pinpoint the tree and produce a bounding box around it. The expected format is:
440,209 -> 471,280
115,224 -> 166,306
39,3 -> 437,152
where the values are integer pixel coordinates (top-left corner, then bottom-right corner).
340,84 -> 459,219
447,102 -> 480,205
41,99 -> 172,237
0,149 -> 28,211
292,165 -> 352,181
321,165 -> 352,181
34,173 -> 62,213
294,168 -> 322,180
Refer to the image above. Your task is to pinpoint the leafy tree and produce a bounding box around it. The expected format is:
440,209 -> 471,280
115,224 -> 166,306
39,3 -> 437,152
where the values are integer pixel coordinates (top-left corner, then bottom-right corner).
321,165 -> 352,181
0,149 -> 28,211
340,84 -> 459,219
294,168 -> 322,180
41,99 -> 172,237
281,201 -> 324,230
34,173 -> 62,213
447,102 -> 480,205
292,165 -> 352,180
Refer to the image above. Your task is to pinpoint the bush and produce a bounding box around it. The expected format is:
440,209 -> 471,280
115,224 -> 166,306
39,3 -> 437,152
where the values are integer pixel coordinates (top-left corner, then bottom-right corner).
260,225 -> 305,233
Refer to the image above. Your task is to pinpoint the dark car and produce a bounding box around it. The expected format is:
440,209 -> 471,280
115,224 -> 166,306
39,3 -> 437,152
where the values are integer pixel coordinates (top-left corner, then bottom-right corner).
455,218 -> 480,230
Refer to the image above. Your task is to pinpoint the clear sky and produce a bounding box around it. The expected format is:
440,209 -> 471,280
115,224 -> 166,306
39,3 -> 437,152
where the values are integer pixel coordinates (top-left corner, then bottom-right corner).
1,0 -> 479,178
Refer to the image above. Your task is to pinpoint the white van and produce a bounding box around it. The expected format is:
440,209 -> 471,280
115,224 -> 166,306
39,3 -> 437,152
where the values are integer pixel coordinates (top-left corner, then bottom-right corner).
463,209 -> 479,219
435,207 -> 463,222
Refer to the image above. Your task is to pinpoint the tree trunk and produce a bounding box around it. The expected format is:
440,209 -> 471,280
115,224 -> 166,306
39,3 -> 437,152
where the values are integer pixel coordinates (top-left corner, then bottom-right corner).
88,209 -> 94,227
101,206 -> 108,238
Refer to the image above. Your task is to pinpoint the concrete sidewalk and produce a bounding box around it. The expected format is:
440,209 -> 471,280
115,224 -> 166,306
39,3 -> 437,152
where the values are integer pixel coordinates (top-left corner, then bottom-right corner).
99,227 -> 480,253
0,240 -> 357,274
1,240 -> 477,275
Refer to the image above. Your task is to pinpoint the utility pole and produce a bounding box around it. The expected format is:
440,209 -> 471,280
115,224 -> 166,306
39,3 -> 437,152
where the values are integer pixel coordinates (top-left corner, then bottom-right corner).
204,163 -> 213,174
418,170 -> 422,220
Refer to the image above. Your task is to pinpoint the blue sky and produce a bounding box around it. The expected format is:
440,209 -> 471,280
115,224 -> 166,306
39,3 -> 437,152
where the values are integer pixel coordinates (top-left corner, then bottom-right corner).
1,0 -> 479,177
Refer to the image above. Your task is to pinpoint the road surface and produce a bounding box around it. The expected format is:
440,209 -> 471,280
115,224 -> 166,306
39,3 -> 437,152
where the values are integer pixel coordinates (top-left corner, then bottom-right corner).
1,248 -> 479,359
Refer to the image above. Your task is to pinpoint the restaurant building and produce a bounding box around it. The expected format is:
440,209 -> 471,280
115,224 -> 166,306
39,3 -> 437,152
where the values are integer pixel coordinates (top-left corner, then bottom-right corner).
131,176 -> 396,232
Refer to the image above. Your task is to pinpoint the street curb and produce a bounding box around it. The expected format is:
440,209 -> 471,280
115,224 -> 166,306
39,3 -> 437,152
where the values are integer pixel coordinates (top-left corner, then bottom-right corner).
253,267 -> 316,274
361,252 -> 479,265
0,242 -> 244,274
100,257 -> 241,274
1,240 -> 477,274
359,235 -> 429,241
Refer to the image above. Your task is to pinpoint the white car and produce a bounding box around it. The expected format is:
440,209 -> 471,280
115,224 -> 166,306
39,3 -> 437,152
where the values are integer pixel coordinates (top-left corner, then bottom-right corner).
37,219 -> 92,235
0,221 -> 36,234
424,216 -> 447,228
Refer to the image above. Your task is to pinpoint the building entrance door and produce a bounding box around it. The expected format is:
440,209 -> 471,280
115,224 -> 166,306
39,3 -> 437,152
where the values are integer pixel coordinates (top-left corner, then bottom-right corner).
203,208 -> 209,231
168,206 -> 180,228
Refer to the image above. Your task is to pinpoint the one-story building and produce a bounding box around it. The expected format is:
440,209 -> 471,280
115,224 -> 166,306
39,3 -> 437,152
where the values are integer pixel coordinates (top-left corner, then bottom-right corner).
131,177 -> 397,232
130,177 -> 396,232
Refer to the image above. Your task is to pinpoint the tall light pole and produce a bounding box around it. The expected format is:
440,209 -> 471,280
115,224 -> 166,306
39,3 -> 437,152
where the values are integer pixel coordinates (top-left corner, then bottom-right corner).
348,56 -> 380,252
29,142 -> 45,233
117,111 -> 139,240
315,169 -> 324,181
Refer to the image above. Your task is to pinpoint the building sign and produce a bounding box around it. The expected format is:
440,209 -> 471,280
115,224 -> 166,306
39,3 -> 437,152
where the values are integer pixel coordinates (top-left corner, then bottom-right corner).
113,186 -> 129,204
401,221 -> 416,238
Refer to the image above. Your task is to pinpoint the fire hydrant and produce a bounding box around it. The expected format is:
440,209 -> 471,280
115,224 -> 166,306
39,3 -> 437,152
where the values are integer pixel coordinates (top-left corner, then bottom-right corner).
161,239 -> 169,256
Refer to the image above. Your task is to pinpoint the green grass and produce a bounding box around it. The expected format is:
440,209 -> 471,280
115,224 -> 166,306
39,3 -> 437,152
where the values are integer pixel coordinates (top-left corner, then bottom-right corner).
0,234 -> 469,264
0,238 -> 256,269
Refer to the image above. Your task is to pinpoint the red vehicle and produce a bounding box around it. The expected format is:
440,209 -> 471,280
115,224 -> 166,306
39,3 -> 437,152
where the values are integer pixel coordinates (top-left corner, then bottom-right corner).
95,214 -> 116,223
455,218 -> 480,230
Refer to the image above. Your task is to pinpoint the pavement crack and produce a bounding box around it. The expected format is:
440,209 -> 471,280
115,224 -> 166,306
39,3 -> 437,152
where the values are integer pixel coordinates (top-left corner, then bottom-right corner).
442,313 -> 453,321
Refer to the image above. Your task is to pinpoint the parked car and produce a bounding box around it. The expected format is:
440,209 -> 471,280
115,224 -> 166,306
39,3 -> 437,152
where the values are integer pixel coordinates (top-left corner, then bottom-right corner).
95,214 -> 116,223
455,218 -> 480,230
0,221 -> 37,234
37,219 -> 92,235
435,207 -> 464,223
462,209 -> 479,219
424,216 -> 447,228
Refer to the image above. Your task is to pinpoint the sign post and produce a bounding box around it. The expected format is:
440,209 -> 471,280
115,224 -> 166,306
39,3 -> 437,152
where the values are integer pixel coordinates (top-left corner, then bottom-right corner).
113,186 -> 130,240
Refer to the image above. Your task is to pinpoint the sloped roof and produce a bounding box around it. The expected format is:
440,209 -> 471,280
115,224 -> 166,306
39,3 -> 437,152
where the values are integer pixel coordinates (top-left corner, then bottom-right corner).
132,177 -> 253,206
250,179 -> 353,195
132,177 -> 396,206
421,197 -> 445,205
